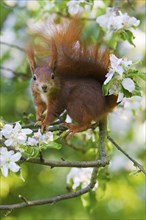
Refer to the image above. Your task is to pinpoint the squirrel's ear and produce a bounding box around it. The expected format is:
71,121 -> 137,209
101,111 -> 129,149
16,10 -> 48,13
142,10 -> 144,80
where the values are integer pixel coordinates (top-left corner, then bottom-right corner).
26,42 -> 36,74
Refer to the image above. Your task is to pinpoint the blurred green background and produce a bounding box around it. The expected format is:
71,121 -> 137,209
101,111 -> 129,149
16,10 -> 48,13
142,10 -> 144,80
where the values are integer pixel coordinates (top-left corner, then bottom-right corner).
0,0 -> 145,219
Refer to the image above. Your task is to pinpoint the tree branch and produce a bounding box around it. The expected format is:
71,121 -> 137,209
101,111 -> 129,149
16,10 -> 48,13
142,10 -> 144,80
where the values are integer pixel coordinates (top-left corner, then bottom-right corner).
0,119 -> 107,211
108,136 -> 146,175
0,168 -> 99,211
22,157 -> 109,168
98,118 -> 107,159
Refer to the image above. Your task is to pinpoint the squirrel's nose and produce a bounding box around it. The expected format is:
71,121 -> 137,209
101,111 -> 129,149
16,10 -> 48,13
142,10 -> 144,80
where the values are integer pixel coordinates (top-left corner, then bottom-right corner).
42,85 -> 47,91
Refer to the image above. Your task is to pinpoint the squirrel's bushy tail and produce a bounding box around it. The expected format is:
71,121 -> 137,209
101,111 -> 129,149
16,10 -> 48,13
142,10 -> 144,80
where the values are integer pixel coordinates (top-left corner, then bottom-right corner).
51,18 -> 110,83
34,18 -> 110,83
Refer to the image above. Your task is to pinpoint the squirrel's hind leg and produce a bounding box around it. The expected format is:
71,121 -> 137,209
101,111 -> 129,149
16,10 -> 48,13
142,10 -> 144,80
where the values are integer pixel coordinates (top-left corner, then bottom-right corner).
62,122 -> 91,139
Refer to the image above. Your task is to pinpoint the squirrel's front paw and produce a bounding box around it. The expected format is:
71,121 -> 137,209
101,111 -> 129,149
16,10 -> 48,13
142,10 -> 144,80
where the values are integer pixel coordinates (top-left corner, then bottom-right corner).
35,121 -> 42,127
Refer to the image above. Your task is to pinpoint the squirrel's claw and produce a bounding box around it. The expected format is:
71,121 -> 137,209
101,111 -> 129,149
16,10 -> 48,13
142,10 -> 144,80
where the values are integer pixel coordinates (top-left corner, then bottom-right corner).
62,122 -> 91,139
41,123 -> 48,133
62,123 -> 76,140
35,121 -> 42,127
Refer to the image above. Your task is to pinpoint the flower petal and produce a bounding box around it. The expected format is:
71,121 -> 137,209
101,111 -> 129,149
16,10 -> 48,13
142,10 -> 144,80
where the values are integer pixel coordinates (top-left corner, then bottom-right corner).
104,72 -> 114,85
27,137 -> 38,146
14,122 -> 22,132
9,162 -> 20,172
1,124 -> 13,138
1,166 -> 8,177
116,65 -> 124,75
117,92 -> 124,103
17,133 -> 27,145
22,128 -> 33,134
4,139 -> 14,146
122,78 -> 135,92
11,152 -> 22,162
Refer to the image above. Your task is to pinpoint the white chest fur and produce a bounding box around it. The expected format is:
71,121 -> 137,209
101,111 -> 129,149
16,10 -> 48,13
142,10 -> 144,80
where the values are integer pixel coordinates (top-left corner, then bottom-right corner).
40,93 -> 48,105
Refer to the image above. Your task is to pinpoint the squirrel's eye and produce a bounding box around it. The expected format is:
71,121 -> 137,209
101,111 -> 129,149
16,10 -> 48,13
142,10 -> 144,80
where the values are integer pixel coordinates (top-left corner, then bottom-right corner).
51,72 -> 54,80
33,75 -> 37,80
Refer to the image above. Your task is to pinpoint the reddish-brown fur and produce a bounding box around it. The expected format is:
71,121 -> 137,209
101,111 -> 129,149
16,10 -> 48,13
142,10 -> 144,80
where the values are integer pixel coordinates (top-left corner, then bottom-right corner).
27,18 -> 117,136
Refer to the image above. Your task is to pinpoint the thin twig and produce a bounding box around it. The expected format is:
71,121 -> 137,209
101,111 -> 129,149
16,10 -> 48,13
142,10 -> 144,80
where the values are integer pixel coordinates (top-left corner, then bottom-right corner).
0,66 -> 30,80
108,136 -> 146,175
0,41 -> 25,52
18,195 -> 29,205
65,139 -> 86,153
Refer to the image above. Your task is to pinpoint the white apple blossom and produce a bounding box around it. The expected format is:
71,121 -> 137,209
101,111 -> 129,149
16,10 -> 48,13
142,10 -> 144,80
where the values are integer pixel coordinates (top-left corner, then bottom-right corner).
119,12 -> 140,29
104,54 -> 132,85
67,0 -> 88,15
96,8 -> 123,31
26,129 -> 54,146
110,54 -> 124,75
33,129 -> 42,140
122,78 -> 135,92
27,137 -> 38,146
0,147 -> 21,177
66,168 -> 98,190
122,96 -> 142,111
41,132 -> 53,144
96,7 -> 140,32
102,54 -> 139,102
1,122 -> 32,149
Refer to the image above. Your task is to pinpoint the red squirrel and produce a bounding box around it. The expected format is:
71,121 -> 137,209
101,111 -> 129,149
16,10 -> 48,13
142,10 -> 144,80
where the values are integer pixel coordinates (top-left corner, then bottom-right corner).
27,18 -> 117,136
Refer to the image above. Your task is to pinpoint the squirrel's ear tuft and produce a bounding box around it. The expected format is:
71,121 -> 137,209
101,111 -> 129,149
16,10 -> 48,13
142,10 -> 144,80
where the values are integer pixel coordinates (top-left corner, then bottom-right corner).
26,42 -> 36,74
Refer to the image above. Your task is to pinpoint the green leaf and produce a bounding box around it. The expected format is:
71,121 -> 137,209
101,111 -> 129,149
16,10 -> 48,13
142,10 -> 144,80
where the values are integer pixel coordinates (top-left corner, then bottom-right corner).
120,30 -> 135,47
102,79 -> 114,96
41,141 -> 62,150
19,169 -> 25,182
131,82 -> 142,96
95,169 -> 110,201
108,32 -> 119,49
121,87 -> 132,98
81,191 -> 97,213
128,71 -> 146,81
81,193 -> 90,208
135,73 -> 146,81
24,147 -> 39,158
129,169 -> 141,176
121,80 -> 142,97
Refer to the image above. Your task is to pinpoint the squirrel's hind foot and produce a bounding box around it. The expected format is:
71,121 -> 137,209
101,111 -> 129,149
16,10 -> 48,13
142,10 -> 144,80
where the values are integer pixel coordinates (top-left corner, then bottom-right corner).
62,122 -> 91,139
